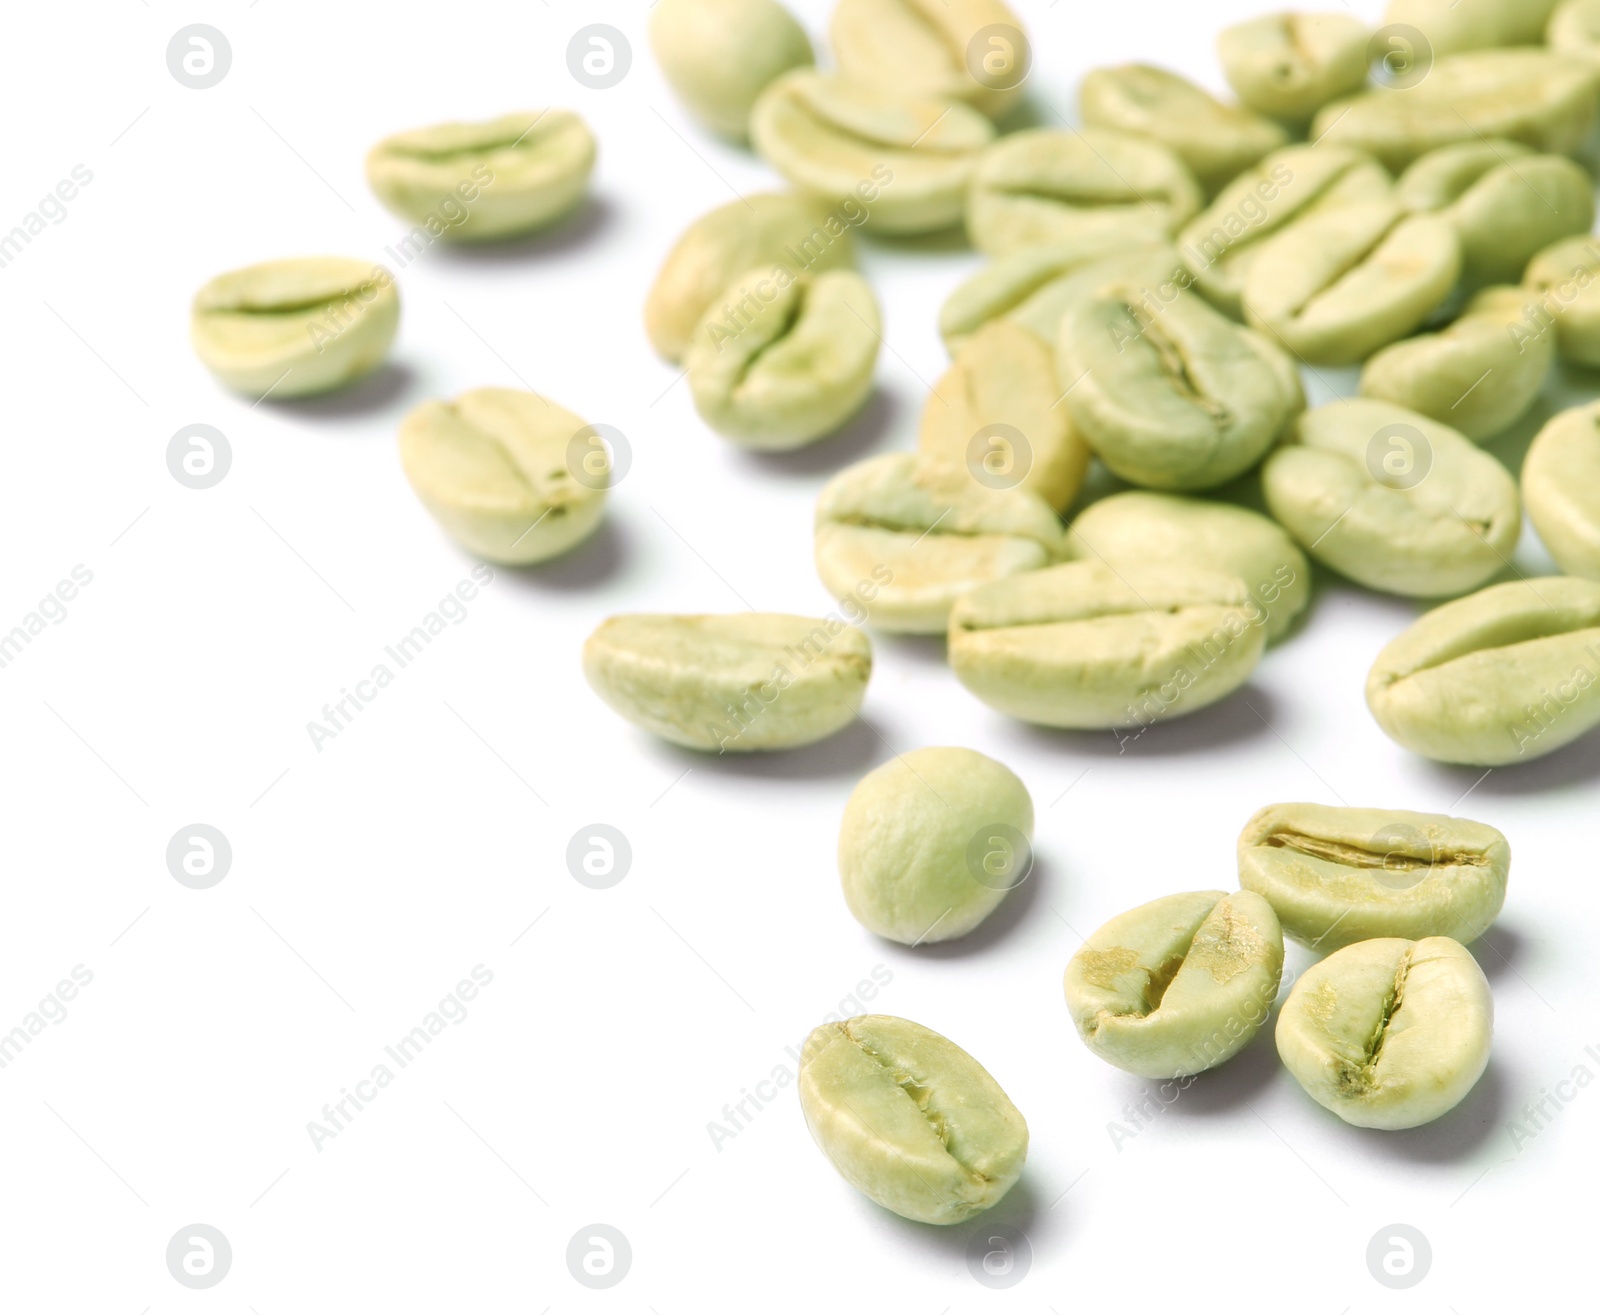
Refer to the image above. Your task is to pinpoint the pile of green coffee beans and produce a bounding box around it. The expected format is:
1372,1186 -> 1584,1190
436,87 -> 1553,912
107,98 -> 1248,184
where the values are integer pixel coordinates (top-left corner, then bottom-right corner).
187,0 -> 1600,1229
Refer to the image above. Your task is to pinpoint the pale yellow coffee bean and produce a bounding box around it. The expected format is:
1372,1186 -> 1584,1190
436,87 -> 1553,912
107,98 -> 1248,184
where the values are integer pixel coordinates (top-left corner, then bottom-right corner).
814,453 -> 1069,633
838,747 -> 1034,944
1276,936 -> 1492,1129
948,561 -> 1268,730
1523,402 -> 1600,580
799,1014 -> 1027,1224
1237,802 -> 1511,950
1397,141 -> 1595,286
750,70 -> 995,235
583,613 -> 872,752
940,241 -> 1187,353
649,0 -> 813,140
191,257 -> 399,398
1068,492 -> 1310,642
645,192 -> 858,363
918,320 -> 1090,512
1359,287 -> 1554,442
686,266 -> 880,449
1243,199 -> 1460,365
966,127 -> 1202,255
397,388 -> 606,566
1178,145 -> 1393,320
1263,399 -> 1520,597
1063,891 -> 1284,1079
1216,12 -> 1371,125
365,111 -> 595,242
829,0 -> 1032,119
1080,63 -> 1288,196
1366,576 -> 1600,765
1550,0 -> 1600,63
1383,0 -> 1561,55
1312,50 -> 1600,173
1524,235 -> 1600,368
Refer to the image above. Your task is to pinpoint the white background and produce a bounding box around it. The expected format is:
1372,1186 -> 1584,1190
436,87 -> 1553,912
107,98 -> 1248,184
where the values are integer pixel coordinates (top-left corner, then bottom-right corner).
1,0 -> 1595,1309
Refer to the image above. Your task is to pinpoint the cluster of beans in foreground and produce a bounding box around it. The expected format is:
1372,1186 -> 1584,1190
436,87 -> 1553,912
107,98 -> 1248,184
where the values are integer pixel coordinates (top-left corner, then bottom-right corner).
187,0 -> 1600,1228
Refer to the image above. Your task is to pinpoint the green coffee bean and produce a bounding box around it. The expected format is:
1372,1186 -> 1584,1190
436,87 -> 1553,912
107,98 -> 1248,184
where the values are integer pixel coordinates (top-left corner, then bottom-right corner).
1359,287 -> 1554,442
1057,283 -> 1304,491
966,127 -> 1202,255
645,193 -> 857,363
1276,936 -> 1492,1129
1550,0 -> 1600,63
1179,145 -> 1393,320
1262,399 -> 1520,597
948,561 -> 1268,729
365,111 -> 595,242
1366,576 -> 1600,764
686,266 -> 880,448
1524,236 -> 1600,367
583,613 -> 872,752
1216,12 -> 1371,125
1063,891 -> 1284,1079
1524,402 -> 1600,580
829,0 -> 1032,120
798,1014 -> 1028,1225
1398,142 -> 1595,286
1312,50 -> 1600,173
814,453 -> 1069,634
1237,803 -> 1511,950
1068,491 -> 1310,642
1243,200 -> 1461,365
649,0 -> 813,140
1383,0 -> 1561,54
191,257 -> 399,398
397,388 -> 607,566
838,747 -> 1033,944
919,320 -> 1090,512
750,70 -> 995,235
939,241 -> 1186,353
1079,64 -> 1288,196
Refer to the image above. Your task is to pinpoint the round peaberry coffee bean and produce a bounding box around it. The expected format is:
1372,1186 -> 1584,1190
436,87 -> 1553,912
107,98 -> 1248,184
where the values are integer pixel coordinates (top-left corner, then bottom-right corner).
947,560 -> 1268,729
1523,402 -> 1600,580
1216,12 -> 1370,125
365,110 -> 595,242
814,453 -> 1070,634
191,257 -> 399,398
1178,145 -> 1393,320
1312,49 -> 1600,173
750,70 -> 995,235
1262,399 -> 1521,598
966,128 -> 1202,256
1067,491 -> 1310,642
1550,0 -> 1600,62
828,0 -> 1031,120
918,320 -> 1090,512
1276,935 -> 1492,1129
798,1013 -> 1028,1225
649,0 -> 813,141
645,193 -> 858,363
686,265 -> 880,449
583,613 -> 872,752
398,388 -> 607,566
1397,141 -> 1595,287
940,241 -> 1187,353
1237,802 -> 1511,950
1366,576 -> 1600,765
1079,63 -> 1288,196
1384,0 -> 1562,54
1242,199 -> 1461,365
1359,287 -> 1554,442
1524,236 -> 1600,367
1063,890 -> 1284,1079
838,747 -> 1033,944
1057,282 -> 1304,491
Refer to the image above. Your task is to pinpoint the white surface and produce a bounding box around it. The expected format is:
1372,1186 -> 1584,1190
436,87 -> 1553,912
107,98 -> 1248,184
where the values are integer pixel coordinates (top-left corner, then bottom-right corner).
0,0 -> 1595,1308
